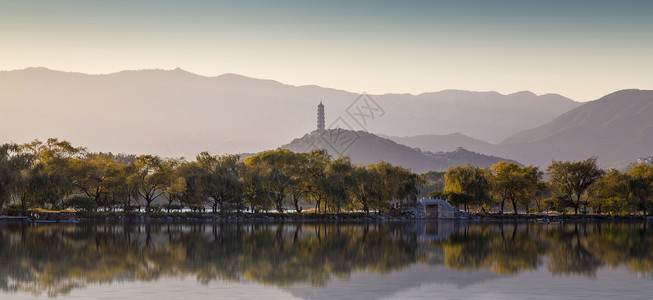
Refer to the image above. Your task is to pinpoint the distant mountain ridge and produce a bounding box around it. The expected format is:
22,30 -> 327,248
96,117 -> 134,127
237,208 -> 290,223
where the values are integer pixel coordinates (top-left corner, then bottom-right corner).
499,89 -> 653,168
390,89 -> 653,169
281,129 -> 518,173
0,67 -> 579,159
386,133 -> 496,153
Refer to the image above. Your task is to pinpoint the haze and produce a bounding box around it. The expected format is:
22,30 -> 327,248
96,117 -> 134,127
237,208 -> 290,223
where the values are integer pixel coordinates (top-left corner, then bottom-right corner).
2,0 -> 653,101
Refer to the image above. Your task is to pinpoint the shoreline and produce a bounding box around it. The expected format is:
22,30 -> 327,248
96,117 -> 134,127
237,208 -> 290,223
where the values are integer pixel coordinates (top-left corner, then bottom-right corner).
2,212 -> 653,224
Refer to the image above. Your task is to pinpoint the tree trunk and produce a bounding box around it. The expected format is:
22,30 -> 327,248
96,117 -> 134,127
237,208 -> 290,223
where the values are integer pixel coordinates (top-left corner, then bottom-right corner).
293,194 -> 300,212
512,199 -> 518,215
145,199 -> 152,213
363,199 -> 369,216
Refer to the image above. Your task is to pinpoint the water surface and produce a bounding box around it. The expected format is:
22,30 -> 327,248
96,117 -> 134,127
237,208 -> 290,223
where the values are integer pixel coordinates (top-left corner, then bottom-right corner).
1,221 -> 651,299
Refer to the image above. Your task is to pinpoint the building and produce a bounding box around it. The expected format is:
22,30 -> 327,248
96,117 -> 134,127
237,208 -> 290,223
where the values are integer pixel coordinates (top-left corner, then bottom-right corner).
317,102 -> 325,132
421,198 -> 458,219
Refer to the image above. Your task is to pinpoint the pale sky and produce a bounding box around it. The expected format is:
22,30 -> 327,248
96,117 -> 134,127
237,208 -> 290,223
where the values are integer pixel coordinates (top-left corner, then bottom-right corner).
1,0 -> 652,101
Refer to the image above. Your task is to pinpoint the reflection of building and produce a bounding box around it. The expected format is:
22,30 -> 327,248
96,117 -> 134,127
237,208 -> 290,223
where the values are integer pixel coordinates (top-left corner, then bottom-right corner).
421,198 -> 457,219
317,102 -> 325,132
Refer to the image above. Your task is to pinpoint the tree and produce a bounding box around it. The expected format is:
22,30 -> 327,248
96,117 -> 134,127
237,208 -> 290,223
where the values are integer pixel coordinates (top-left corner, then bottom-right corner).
368,161 -> 419,212
162,158 -> 187,212
547,157 -> 604,214
628,164 -> 653,216
244,149 -> 305,213
195,152 -> 243,214
104,162 -> 138,211
20,138 -> 85,209
324,156 -> 353,213
301,150 -> 331,213
130,155 -> 169,213
590,169 -> 634,215
419,171 -> 445,197
68,153 -> 123,210
347,165 -> 383,215
443,164 -> 490,212
241,164 -> 274,212
489,162 -> 542,215
0,143 -> 33,214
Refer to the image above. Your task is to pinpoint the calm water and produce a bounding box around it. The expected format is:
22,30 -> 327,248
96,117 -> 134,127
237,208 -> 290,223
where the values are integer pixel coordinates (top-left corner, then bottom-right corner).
1,221 -> 652,299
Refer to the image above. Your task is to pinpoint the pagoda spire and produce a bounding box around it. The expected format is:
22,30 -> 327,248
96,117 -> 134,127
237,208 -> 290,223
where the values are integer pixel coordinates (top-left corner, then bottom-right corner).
317,102 -> 325,132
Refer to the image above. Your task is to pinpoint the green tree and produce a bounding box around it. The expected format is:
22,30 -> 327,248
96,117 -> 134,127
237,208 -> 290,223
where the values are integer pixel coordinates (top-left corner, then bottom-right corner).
627,164 -> 653,216
130,155 -> 169,213
20,138 -> 85,209
241,164 -> 274,212
443,164 -> 491,212
68,153 -> 124,210
547,157 -> 604,214
195,152 -> 243,213
490,162 -> 542,215
324,156 -> 353,213
0,143 -> 33,214
590,169 -> 634,215
245,149 -> 304,213
348,165 -> 382,215
301,150 -> 331,213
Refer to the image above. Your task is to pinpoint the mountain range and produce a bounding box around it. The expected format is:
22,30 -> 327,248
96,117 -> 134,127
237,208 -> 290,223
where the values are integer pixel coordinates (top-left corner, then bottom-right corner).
388,89 -> 653,169
0,67 -> 578,158
1,67 -> 650,171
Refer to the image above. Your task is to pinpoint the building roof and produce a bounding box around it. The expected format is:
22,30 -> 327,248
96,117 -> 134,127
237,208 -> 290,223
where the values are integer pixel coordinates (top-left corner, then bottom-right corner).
420,198 -> 455,208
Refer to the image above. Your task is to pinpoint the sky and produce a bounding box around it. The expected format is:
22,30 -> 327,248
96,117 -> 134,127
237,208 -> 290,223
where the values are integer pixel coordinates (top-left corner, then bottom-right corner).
1,0 -> 652,101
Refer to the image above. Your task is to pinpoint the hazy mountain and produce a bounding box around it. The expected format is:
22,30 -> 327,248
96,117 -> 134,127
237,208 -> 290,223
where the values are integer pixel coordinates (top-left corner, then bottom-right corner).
280,129 -> 517,173
385,90 -> 653,169
373,90 -> 579,143
498,89 -> 653,169
0,68 -> 578,158
385,133 -> 498,154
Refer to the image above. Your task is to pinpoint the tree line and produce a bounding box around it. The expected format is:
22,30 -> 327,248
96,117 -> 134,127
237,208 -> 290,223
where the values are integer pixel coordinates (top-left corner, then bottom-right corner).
2,139 -> 652,216
433,157 -> 653,215
0,139 -> 420,215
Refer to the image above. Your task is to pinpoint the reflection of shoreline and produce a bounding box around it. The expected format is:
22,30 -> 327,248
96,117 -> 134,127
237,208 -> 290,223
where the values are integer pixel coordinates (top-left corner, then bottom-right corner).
0,222 -> 651,298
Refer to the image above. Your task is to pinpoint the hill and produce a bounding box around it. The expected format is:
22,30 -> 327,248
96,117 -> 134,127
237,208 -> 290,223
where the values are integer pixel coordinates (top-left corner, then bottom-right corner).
0,68 -> 578,158
500,89 -> 653,168
280,129 -> 517,173
385,133 -> 497,154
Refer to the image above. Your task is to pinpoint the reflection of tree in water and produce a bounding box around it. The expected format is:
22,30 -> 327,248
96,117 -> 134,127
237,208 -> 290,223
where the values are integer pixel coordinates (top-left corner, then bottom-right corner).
0,222 -> 652,296
546,223 -> 602,277
0,223 -> 421,296
436,223 -> 546,275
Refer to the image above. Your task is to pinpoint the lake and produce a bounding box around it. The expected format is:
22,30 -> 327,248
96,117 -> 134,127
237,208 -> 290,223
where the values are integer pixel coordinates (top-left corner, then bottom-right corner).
1,221 -> 652,299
